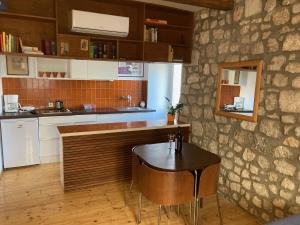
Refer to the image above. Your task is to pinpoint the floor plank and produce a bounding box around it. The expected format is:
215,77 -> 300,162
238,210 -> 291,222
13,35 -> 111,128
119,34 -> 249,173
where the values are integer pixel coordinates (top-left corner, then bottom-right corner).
0,164 -> 261,225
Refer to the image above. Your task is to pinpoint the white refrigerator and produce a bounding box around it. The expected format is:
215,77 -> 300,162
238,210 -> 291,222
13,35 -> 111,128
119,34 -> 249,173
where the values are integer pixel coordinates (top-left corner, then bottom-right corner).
1,118 -> 40,168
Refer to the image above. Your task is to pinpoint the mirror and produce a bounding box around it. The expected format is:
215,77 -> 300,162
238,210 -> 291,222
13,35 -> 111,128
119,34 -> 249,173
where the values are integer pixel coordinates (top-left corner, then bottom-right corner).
215,60 -> 263,122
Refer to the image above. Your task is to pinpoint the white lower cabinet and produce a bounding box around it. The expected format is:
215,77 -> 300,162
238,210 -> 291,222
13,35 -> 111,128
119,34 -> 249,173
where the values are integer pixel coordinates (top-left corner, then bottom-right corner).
39,115 -> 97,163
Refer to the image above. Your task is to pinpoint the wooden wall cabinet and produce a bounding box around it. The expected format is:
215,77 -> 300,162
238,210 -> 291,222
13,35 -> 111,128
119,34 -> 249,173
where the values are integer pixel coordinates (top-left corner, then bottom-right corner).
0,0 -> 193,63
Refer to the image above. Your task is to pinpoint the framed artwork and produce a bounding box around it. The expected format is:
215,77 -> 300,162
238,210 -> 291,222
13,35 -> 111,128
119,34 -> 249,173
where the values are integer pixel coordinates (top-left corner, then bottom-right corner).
118,62 -> 144,77
6,55 -> 29,76
80,39 -> 89,51
60,42 -> 69,56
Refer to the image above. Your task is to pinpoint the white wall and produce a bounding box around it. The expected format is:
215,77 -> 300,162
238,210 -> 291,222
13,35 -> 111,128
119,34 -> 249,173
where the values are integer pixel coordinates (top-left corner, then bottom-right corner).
146,63 -> 173,120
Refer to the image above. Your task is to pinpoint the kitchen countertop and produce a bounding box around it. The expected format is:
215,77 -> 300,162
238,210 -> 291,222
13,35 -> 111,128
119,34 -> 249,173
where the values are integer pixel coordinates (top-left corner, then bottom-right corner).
58,120 -> 190,137
0,108 -> 156,119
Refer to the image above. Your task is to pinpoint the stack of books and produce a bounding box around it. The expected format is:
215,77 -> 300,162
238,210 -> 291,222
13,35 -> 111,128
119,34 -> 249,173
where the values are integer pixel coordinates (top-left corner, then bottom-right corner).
0,32 -> 20,53
19,38 -> 44,55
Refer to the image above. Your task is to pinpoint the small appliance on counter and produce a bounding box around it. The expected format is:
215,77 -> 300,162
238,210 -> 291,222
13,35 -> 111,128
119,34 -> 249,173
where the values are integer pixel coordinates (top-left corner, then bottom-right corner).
55,100 -> 64,110
83,104 -> 96,110
3,95 -> 19,113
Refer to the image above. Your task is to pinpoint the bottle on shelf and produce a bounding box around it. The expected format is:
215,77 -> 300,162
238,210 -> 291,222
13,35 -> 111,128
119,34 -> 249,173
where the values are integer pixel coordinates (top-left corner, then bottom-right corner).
112,44 -> 117,59
98,43 -> 103,58
103,44 -> 108,58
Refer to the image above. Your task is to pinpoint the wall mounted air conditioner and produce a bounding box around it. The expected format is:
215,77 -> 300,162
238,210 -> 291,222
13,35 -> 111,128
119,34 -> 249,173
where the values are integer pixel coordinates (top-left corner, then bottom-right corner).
71,10 -> 129,37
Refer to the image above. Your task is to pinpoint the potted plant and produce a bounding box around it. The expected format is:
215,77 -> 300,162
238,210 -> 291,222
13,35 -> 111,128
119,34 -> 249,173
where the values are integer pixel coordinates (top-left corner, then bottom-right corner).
165,97 -> 184,122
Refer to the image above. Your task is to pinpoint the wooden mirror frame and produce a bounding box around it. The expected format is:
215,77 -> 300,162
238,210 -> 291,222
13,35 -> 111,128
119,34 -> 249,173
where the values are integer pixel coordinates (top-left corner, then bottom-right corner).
215,60 -> 263,122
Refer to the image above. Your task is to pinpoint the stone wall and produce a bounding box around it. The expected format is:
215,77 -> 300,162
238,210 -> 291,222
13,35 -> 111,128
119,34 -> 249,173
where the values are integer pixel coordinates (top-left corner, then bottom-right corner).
180,0 -> 300,222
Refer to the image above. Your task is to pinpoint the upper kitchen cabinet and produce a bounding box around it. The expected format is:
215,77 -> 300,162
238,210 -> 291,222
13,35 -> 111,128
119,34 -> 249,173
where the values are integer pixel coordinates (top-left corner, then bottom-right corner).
0,0 -> 193,63
87,61 -> 118,80
69,59 -> 88,80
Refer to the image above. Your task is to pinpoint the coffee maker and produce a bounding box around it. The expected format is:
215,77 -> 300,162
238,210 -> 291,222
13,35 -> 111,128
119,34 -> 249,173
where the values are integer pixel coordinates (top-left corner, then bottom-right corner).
4,95 -> 19,112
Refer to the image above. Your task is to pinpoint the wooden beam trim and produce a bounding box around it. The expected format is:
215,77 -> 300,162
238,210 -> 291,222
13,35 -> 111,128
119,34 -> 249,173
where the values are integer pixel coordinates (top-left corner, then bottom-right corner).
167,0 -> 234,11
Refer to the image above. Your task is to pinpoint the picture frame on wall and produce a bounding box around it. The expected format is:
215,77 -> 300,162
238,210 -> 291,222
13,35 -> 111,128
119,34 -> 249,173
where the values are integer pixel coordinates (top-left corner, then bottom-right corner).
6,55 -> 29,76
118,62 -> 144,77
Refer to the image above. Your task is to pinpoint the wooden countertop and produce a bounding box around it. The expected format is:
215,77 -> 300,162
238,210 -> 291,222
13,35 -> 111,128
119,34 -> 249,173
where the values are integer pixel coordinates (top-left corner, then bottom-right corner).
58,120 -> 190,137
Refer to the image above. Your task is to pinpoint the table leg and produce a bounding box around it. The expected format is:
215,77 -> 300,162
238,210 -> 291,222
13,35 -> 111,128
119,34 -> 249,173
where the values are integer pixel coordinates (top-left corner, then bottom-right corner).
194,170 -> 198,225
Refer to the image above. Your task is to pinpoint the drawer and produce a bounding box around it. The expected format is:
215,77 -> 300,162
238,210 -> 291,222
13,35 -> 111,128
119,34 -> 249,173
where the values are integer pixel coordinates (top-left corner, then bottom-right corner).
39,115 -> 97,125
39,124 -> 60,139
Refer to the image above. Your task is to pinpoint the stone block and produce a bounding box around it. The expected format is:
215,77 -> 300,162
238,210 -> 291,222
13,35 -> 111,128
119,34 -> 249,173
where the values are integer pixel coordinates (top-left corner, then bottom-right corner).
260,119 -> 282,138
279,90 -> 300,112
245,0 -> 262,17
274,160 -> 296,176
283,33 -> 300,51
272,8 -> 290,25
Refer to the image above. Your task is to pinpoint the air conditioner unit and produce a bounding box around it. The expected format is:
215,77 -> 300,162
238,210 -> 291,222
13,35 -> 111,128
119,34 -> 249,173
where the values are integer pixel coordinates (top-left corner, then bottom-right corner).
71,10 -> 129,37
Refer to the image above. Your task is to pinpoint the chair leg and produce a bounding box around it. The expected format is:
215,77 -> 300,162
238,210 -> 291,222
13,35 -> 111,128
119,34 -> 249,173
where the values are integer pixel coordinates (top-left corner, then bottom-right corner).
190,202 -> 193,221
158,205 -> 162,225
177,204 -> 180,216
199,198 -> 203,208
125,180 -> 134,205
163,206 -> 170,219
216,194 -> 223,225
129,180 -> 134,193
137,193 -> 142,224
196,198 -> 199,225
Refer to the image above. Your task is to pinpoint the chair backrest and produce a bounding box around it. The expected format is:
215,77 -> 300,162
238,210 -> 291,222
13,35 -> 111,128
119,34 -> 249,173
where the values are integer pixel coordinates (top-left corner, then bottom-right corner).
138,163 -> 194,206
198,163 -> 220,198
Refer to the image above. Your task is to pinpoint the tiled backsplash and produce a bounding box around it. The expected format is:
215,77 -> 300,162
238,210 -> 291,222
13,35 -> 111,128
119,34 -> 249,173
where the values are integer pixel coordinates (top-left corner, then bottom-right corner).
2,78 -> 147,109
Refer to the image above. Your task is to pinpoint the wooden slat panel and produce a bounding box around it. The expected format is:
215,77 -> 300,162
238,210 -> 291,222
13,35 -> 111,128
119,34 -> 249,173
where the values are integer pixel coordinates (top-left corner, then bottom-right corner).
62,127 -> 189,191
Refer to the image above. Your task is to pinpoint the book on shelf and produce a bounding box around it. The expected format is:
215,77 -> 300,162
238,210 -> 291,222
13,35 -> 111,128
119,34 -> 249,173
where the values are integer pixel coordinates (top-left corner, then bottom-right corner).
144,26 -> 158,43
145,18 -> 168,25
168,45 -> 174,62
0,32 -> 20,53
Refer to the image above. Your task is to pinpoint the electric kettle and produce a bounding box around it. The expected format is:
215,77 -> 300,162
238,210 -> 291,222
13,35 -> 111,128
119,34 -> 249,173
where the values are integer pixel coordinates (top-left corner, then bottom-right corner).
55,100 -> 64,110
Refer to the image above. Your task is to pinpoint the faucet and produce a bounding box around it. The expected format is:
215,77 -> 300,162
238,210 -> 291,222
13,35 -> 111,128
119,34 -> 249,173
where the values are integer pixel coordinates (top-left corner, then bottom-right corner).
121,95 -> 132,107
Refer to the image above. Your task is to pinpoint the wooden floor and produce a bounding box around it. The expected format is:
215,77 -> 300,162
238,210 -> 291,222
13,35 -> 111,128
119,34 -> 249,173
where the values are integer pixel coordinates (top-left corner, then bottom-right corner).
0,164 -> 261,225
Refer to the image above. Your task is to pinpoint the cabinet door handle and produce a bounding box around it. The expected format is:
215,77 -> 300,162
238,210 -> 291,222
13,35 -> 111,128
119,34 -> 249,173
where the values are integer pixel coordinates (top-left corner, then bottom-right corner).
17,125 -> 23,128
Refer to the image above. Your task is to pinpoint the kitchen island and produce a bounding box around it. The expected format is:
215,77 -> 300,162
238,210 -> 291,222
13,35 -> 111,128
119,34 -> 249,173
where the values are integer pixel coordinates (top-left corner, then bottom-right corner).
57,120 -> 190,191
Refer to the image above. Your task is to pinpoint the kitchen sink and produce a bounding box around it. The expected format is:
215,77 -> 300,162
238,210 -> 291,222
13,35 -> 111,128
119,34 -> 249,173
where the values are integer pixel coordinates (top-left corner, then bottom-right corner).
115,107 -> 146,112
39,109 -> 72,115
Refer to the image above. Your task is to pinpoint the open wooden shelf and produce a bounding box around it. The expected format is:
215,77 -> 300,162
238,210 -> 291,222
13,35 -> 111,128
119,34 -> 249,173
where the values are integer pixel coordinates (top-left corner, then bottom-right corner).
0,12 -> 56,22
0,0 -> 193,63
0,52 -> 119,62
144,22 -> 192,30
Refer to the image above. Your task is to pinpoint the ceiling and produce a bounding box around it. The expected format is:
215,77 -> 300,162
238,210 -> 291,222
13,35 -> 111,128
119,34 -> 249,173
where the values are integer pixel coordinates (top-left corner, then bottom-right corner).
132,0 -> 234,11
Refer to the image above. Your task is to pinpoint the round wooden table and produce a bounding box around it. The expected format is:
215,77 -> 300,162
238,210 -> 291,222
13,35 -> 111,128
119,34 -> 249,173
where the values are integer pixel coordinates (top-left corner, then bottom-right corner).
133,142 -> 221,225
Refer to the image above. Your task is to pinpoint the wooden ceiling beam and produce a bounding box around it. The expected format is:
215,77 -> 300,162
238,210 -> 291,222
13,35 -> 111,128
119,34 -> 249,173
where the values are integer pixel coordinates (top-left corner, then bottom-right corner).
166,0 -> 234,11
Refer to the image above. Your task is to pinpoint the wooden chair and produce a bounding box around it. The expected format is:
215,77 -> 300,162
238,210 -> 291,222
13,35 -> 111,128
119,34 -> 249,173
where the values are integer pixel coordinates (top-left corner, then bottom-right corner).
137,163 -> 194,225
196,163 -> 223,225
